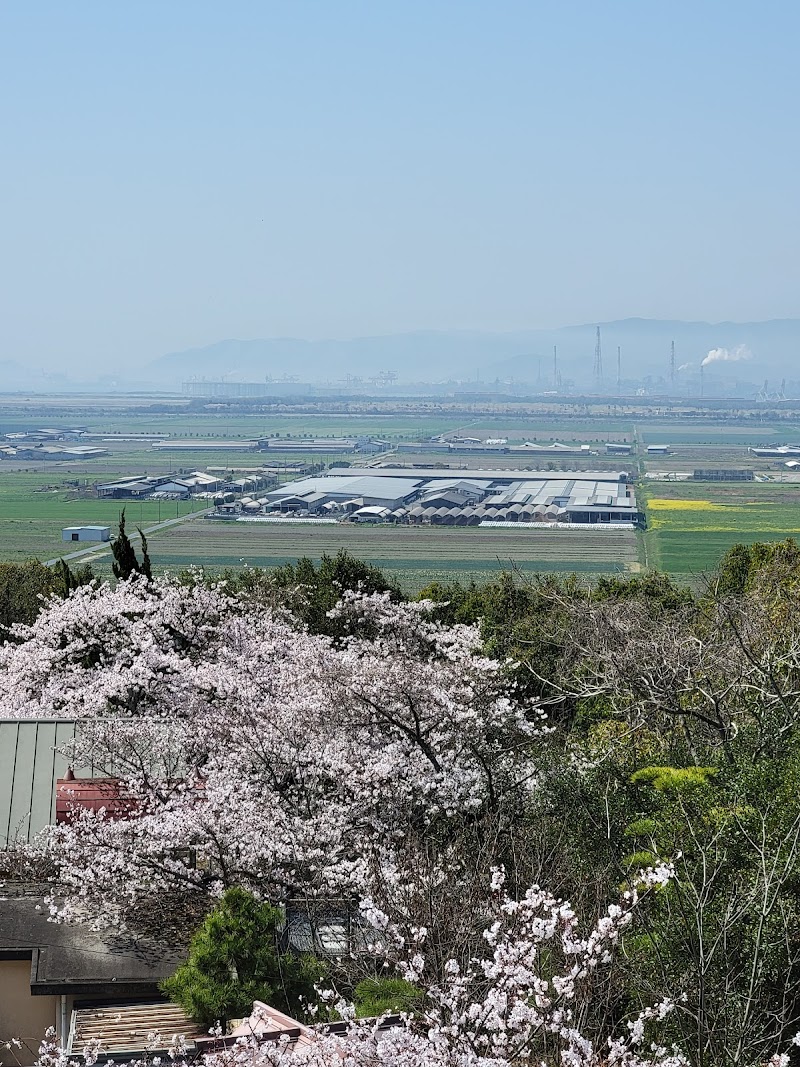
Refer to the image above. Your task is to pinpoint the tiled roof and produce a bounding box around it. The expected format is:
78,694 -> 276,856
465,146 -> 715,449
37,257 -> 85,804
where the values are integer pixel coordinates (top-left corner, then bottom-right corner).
69,1003 -> 204,1057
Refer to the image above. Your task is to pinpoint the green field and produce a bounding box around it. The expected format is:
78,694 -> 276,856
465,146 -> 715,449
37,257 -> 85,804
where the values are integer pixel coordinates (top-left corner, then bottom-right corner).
653,531 -> 800,576
0,472 -> 205,563
0,408 -> 482,441
138,520 -> 640,590
642,480 -> 800,575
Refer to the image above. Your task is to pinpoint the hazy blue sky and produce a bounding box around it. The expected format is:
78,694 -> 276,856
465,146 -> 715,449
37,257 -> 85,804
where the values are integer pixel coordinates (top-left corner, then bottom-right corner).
1,1 -> 798,371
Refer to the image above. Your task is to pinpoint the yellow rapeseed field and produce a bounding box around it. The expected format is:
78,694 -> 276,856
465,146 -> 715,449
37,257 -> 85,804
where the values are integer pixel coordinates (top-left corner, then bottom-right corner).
648,499 -> 736,511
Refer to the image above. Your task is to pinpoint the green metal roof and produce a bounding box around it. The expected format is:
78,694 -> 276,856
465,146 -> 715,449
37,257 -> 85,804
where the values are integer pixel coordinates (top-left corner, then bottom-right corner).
0,720 -> 78,845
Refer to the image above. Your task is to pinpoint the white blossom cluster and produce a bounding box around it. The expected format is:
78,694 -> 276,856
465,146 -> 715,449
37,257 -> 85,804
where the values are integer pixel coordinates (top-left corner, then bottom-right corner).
1,578 -> 542,927
8,576 -> 791,1066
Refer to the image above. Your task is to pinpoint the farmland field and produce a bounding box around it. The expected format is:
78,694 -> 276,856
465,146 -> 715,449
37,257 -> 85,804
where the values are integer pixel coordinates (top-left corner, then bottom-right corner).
6,395 -> 800,586
141,520 -> 641,590
641,480 -> 800,576
0,471 -> 205,563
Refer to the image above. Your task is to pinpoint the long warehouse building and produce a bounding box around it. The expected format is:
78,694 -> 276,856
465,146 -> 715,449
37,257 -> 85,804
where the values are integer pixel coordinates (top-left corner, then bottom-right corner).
262,467 -> 640,525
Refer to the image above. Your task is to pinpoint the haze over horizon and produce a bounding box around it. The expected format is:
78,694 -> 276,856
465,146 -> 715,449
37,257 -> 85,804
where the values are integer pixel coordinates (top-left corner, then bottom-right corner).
1,1 -> 799,378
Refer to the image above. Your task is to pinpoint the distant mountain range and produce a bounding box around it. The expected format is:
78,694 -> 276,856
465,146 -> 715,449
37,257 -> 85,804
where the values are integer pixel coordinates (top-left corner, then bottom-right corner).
1,318 -> 799,392
146,319 -> 800,389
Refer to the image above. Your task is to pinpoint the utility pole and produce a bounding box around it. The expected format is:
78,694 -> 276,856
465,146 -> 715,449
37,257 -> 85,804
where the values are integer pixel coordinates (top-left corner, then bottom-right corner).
593,327 -> 603,387
616,346 -> 621,394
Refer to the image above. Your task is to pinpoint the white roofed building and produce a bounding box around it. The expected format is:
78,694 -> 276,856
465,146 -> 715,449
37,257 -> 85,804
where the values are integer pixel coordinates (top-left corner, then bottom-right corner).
258,467 -> 640,525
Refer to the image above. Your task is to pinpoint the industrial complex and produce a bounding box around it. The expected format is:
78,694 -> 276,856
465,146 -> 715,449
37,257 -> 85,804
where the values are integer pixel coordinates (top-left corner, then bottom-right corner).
259,467 -> 641,526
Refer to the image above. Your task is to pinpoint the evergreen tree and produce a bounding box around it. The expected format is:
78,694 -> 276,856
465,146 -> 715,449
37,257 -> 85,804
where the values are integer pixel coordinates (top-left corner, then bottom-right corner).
160,887 -> 325,1027
111,509 -> 152,581
353,977 -> 422,1018
138,527 -> 153,580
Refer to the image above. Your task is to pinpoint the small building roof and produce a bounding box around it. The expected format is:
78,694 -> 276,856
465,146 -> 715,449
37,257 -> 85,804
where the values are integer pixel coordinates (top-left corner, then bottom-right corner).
351,505 -> 391,518
68,1003 -> 204,1058
0,896 -> 184,996
228,1001 -> 316,1050
0,720 -> 79,845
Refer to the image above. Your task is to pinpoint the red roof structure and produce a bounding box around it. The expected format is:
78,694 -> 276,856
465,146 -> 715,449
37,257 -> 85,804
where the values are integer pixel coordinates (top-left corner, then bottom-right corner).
55,771 -> 138,823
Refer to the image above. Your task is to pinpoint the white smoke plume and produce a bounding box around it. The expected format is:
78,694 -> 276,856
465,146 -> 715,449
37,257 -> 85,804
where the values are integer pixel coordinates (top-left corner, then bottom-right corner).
701,344 -> 752,367
677,363 -> 693,372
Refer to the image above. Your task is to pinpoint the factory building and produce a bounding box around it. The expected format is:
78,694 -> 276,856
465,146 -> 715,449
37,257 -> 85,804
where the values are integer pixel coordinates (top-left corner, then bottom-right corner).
256,436 -> 389,454
509,442 -> 592,456
96,472 -> 224,498
261,468 -> 640,526
749,446 -> 800,458
0,445 -> 109,461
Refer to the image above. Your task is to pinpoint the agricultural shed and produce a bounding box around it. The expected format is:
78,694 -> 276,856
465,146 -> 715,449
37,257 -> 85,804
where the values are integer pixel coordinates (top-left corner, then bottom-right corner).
350,505 -> 392,522
692,469 -> 754,481
61,526 -> 110,543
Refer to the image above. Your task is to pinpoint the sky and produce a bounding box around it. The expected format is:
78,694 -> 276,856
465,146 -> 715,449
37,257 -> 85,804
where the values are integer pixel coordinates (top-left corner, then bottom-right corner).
1,0 -> 799,373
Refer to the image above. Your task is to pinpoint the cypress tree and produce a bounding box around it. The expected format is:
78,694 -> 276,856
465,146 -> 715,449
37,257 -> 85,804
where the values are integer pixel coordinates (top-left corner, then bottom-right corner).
112,509 -> 152,581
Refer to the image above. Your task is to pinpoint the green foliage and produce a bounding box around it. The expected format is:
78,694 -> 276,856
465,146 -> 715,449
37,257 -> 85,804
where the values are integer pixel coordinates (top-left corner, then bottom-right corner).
593,570 -> 694,612
418,569 -> 693,718
624,817 -> 658,838
0,559 -> 57,631
0,558 -> 95,632
353,977 -> 422,1018
53,558 -> 96,599
714,537 -> 800,599
111,509 -> 152,581
631,765 -> 718,794
160,887 -> 326,1027
222,549 -> 402,637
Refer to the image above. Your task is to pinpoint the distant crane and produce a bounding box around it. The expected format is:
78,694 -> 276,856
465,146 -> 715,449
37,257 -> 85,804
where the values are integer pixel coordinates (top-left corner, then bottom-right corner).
757,378 -> 788,402
369,370 -> 398,387
553,345 -> 561,390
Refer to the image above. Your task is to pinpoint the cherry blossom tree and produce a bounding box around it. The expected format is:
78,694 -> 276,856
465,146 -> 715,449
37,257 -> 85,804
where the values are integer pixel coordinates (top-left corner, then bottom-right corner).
0,578 -> 543,943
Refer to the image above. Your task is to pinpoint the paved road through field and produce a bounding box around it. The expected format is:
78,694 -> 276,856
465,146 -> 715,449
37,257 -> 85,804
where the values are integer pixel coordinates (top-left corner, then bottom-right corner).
45,507 -> 214,566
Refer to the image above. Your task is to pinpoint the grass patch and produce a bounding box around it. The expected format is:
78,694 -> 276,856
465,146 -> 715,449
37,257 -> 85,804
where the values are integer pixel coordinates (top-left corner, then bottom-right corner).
655,531 -> 800,576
